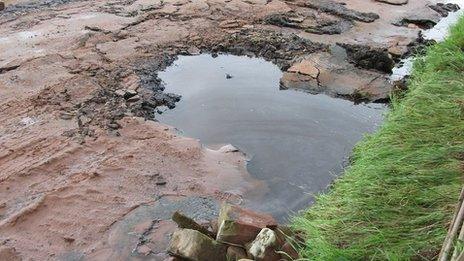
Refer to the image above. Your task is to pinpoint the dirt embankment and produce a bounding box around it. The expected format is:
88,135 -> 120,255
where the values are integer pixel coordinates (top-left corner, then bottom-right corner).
0,0 -> 457,259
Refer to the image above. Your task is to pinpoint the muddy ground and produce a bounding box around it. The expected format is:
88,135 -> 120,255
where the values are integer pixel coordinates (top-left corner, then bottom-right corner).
0,0 -> 457,259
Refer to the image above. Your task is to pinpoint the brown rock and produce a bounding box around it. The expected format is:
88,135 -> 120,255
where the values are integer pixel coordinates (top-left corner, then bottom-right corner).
388,45 -> 408,57
287,60 -> 320,78
226,246 -> 248,261
169,229 -> 227,261
216,203 -> 277,246
0,2 -> 4,11
280,72 -> 320,91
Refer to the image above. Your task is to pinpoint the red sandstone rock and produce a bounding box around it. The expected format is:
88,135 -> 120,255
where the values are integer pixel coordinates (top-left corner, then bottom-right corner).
216,203 -> 277,246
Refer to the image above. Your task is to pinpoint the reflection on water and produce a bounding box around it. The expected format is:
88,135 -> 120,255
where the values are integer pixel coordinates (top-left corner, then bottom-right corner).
158,54 -> 385,221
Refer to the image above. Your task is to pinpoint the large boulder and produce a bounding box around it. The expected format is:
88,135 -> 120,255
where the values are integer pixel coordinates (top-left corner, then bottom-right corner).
168,229 -> 226,261
216,203 -> 277,246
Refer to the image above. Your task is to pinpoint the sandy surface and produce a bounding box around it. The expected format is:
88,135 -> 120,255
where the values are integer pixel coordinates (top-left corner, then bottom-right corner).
0,0 -> 453,259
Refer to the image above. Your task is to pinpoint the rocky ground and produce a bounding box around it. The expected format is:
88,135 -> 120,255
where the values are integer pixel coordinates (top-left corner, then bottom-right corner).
0,0 -> 459,259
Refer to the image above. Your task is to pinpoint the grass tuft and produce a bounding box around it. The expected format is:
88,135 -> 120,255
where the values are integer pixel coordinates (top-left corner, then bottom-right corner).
293,16 -> 464,260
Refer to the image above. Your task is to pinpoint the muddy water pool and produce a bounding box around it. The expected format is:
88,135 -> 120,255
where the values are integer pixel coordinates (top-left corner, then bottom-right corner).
157,54 -> 385,221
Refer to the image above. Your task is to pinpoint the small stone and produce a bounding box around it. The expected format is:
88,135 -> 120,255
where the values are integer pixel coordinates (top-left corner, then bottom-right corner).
187,46 -> 201,55
218,144 -> 239,153
107,122 -> 120,130
168,229 -> 227,261
216,203 -> 277,246
115,89 -> 126,97
0,2 -> 4,11
63,236 -> 75,243
137,245 -> 152,256
219,20 -> 241,28
226,246 -> 248,261
124,89 -> 138,99
247,228 -> 279,261
155,176 -> 167,185
126,95 -> 140,102
388,45 -> 408,57
226,73 -> 233,79
59,112 -> 73,120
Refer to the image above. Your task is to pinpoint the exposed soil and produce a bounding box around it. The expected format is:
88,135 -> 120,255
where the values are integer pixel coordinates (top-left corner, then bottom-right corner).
0,0 -> 459,259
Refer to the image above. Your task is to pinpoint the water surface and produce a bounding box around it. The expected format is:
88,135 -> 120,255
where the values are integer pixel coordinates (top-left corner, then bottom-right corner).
158,54 -> 385,220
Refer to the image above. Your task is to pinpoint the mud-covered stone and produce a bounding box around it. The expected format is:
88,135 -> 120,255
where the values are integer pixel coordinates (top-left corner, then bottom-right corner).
216,203 -> 277,246
168,229 -> 226,261
247,228 -> 279,261
226,246 -> 248,260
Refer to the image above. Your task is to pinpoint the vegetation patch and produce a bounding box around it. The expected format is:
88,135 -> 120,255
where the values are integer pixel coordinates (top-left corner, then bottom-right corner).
293,16 -> 464,260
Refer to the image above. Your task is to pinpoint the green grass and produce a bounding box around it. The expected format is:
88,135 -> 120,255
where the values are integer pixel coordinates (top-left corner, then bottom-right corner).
293,16 -> 464,260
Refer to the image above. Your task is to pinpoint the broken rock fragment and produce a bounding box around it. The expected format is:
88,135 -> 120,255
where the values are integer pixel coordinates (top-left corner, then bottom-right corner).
247,228 -> 280,261
216,203 -> 277,246
168,229 -> 226,261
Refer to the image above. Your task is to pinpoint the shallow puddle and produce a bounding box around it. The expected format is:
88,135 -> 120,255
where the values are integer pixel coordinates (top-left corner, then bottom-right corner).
158,54 -> 385,221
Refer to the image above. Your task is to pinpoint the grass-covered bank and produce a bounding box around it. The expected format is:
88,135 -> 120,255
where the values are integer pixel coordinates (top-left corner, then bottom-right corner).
293,17 -> 464,260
